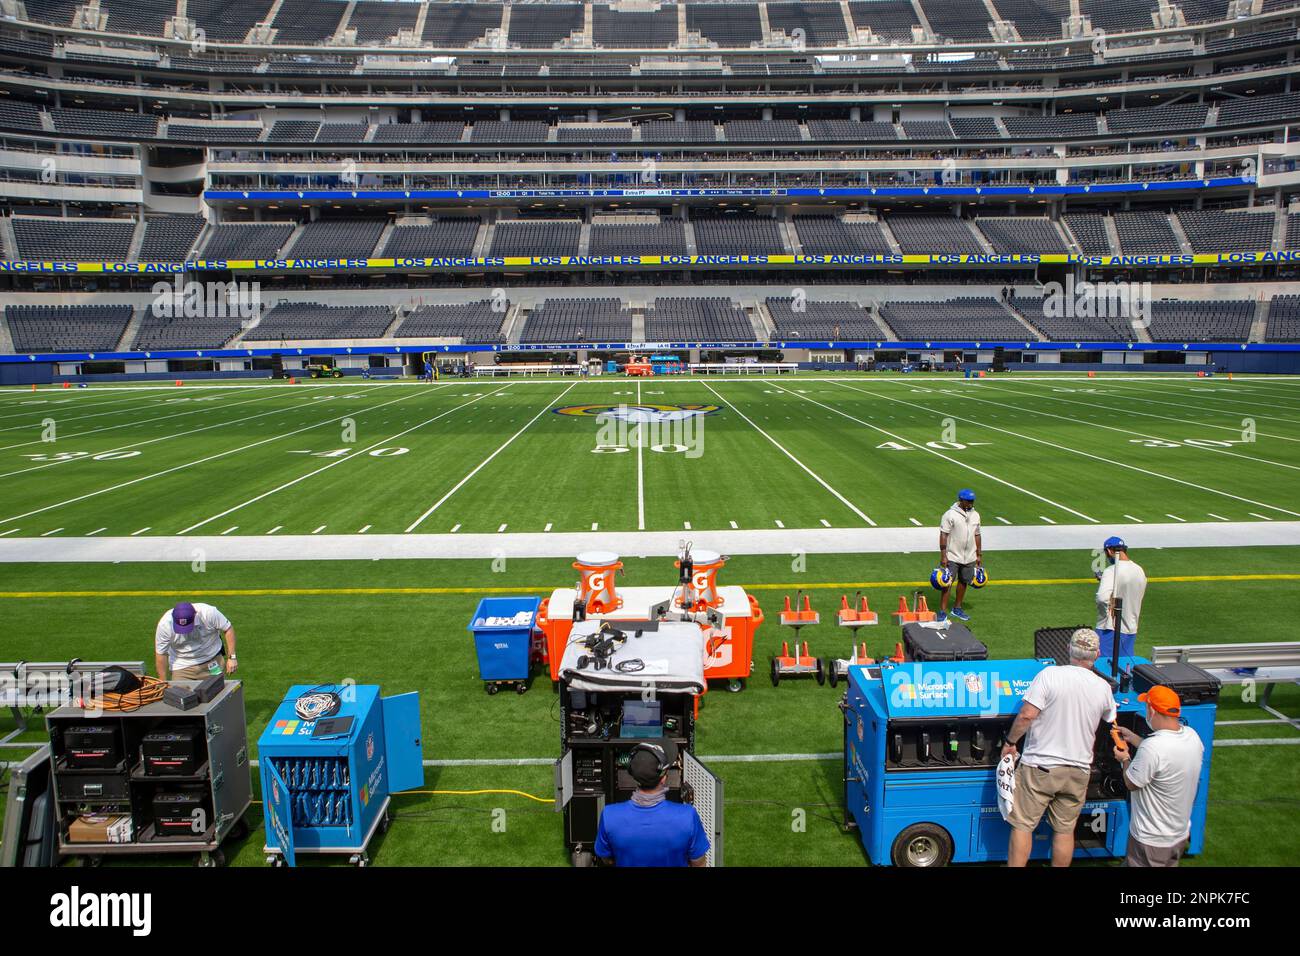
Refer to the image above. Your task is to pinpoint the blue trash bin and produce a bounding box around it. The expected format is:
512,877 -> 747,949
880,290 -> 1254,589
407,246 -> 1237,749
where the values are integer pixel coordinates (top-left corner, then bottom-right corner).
468,597 -> 540,691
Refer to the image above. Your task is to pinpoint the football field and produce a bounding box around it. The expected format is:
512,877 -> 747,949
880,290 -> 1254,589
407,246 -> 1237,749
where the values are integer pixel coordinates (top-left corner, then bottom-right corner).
3,372 -> 1300,540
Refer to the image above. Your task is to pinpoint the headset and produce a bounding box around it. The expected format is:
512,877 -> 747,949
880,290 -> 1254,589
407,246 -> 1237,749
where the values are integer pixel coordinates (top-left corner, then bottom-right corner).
628,742 -> 671,779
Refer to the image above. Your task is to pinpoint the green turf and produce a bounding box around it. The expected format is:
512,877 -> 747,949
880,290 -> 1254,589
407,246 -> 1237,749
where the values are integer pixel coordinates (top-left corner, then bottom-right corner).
2,546 -> 1297,866
3,372 -> 1300,536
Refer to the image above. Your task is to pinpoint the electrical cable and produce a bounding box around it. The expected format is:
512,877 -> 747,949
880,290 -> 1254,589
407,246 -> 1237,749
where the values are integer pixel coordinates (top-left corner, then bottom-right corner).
84,675 -> 167,712
294,685 -> 342,721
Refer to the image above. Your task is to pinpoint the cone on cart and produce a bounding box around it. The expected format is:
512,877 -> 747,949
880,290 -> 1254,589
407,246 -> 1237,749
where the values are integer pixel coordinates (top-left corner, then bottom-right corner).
838,591 -> 878,626
892,593 -> 936,624
779,591 -> 818,626
62,381 -> 70,388
174,379 -> 183,386
891,641 -> 905,663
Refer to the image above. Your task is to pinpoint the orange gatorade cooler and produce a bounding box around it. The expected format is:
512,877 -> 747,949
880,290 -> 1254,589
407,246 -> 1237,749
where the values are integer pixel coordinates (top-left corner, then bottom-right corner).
675,549 -> 726,611
574,551 -> 623,614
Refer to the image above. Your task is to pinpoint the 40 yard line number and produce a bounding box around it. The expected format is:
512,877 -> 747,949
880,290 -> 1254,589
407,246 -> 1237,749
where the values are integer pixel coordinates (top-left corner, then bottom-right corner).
288,447 -> 410,458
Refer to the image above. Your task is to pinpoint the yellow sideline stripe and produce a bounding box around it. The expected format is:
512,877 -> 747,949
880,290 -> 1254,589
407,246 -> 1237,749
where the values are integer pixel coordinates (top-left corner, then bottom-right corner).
1,573 -> 1297,599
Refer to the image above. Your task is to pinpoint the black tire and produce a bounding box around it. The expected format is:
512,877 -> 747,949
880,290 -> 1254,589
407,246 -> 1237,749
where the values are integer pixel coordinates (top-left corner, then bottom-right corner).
486,683 -> 499,695
890,823 -> 954,868
727,679 -> 744,693
515,682 -> 528,695
828,663 -> 839,688
571,849 -> 595,868
815,658 -> 826,686
379,809 -> 391,834
770,658 -> 781,687
229,816 -> 250,841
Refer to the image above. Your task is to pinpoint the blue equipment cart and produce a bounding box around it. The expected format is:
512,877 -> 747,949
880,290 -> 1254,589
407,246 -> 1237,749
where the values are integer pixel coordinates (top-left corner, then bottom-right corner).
468,596 -> 541,694
840,656 -> 1217,866
258,684 -> 423,866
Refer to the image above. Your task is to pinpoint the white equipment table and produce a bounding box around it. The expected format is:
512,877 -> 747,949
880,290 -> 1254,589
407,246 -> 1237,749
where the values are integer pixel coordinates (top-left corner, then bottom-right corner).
689,363 -> 798,375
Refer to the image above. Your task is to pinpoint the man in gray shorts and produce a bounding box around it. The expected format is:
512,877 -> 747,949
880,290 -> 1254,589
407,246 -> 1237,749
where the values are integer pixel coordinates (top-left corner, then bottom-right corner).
1001,629 -> 1116,866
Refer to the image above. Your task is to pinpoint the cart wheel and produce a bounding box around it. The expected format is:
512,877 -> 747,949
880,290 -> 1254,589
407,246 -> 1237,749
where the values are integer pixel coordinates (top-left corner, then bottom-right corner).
829,665 -> 839,688
727,679 -> 744,693
486,683 -> 499,695
816,658 -> 826,686
229,817 -> 250,841
78,855 -> 103,868
357,854 -> 369,867
571,849 -> 595,868
197,848 -> 225,867
770,658 -> 781,687
379,809 -> 391,834
890,823 -> 954,868
516,682 -> 529,695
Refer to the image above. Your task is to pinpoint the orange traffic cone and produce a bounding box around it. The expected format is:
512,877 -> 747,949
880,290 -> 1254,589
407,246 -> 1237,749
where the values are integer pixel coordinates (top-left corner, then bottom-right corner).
840,595 -> 851,613
62,381 -> 70,388
892,642 -> 905,663
174,379 -> 182,386
892,595 -> 911,623
782,595 -> 792,614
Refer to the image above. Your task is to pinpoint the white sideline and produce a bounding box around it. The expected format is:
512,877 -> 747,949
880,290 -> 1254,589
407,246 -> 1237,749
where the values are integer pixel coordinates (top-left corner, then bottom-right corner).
3,520 -> 1298,562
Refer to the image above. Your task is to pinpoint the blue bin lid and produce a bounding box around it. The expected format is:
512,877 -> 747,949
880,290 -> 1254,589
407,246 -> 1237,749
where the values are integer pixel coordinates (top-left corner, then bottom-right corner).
468,595 -> 541,631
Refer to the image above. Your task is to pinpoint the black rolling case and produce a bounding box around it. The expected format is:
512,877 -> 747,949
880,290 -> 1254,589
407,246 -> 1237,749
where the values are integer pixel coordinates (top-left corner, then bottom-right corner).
1130,662 -> 1221,705
902,621 -> 988,662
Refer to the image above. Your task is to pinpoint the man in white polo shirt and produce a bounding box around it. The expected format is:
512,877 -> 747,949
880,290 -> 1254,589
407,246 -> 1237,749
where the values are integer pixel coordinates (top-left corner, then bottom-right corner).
937,488 -> 982,622
1113,684 -> 1204,867
1001,628 -> 1116,867
154,601 -> 238,681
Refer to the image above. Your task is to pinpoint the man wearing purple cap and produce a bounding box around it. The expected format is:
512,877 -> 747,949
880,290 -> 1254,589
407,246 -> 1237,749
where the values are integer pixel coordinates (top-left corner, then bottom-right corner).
154,601 -> 238,681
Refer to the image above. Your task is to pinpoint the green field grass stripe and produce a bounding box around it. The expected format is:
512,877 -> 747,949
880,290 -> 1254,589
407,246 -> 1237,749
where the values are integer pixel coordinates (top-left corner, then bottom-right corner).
3,572 -> 1297,599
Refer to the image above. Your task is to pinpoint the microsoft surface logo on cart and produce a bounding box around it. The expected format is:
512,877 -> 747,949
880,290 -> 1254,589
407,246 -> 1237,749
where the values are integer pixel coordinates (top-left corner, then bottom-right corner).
50,886 -> 152,936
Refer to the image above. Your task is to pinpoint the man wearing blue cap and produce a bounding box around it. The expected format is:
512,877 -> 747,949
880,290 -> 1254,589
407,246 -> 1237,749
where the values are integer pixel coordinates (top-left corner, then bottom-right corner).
1095,537 -> 1146,658
154,601 -> 238,681
938,488 -> 982,622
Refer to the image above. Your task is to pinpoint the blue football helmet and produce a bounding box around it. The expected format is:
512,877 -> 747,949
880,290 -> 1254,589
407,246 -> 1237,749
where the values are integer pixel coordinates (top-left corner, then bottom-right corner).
971,566 -> 988,589
930,566 -> 954,590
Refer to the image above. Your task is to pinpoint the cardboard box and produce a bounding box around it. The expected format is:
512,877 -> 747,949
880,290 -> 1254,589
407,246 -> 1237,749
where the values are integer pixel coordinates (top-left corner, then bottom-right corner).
68,813 -> 134,844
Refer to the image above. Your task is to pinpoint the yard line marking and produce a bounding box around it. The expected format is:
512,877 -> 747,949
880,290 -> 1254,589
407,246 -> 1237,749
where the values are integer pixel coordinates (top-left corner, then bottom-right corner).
358,525 -> 371,534
40,528 -> 62,537
177,385 -> 509,535
1207,513 -> 1231,522
497,523 -> 508,532
1098,380 -> 1300,425
995,516 -> 1011,525
130,527 -> 151,536
1250,513 -> 1273,521
0,391 -> 351,479
0,388 -> 287,451
0,387 -> 427,524
834,381 -> 1300,521
1124,514 -> 1145,523
0,387 -> 262,433
86,527 -> 105,536
312,525 -> 327,534
978,381 -> 1300,445
450,524 -> 461,533
700,381 -> 876,527
543,522 -> 552,532
404,383 -> 574,533
1167,514 -> 1187,522
949,382 -> 1300,472
776,382 -> 1094,523
267,526 -> 282,535
683,521 -> 691,530
0,528 -> 18,537
221,526 -> 238,536
591,522 -> 599,531
636,380 -> 645,531
775,519 -> 785,528
1039,516 -> 1056,525
730,520 -> 739,529
820,519 -> 832,527
909,517 -> 922,526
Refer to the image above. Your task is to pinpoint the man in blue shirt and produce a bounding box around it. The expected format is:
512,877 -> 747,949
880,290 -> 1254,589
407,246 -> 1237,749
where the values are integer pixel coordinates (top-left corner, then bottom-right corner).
594,741 -> 710,867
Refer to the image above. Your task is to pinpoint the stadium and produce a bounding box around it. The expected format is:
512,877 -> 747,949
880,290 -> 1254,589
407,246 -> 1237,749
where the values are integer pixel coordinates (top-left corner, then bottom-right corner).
0,0 -> 1297,885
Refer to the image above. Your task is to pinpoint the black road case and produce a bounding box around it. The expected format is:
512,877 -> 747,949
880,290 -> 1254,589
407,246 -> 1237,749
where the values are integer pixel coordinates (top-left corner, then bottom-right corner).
902,621 -> 988,662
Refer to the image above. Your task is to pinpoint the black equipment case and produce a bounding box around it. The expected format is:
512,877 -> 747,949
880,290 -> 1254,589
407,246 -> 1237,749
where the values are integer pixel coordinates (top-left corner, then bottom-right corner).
1130,662 -> 1222,705
61,724 -> 122,769
902,621 -> 988,662
141,728 -> 203,776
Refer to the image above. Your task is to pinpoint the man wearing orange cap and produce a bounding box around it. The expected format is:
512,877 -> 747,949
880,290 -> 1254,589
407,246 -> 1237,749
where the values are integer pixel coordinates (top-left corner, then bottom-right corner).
1112,685 -> 1205,867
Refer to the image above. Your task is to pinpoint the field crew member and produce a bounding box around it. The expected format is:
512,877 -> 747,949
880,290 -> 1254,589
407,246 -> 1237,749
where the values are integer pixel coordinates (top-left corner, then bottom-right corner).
1112,685 -> 1204,868
154,601 -> 238,681
1096,536 -> 1146,659
938,488 -> 981,623
1001,629 -> 1116,867
594,741 -> 709,867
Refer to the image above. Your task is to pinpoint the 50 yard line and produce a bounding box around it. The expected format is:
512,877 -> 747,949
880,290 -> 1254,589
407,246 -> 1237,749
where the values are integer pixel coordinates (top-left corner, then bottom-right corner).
404,383 -> 576,533
636,380 -> 645,530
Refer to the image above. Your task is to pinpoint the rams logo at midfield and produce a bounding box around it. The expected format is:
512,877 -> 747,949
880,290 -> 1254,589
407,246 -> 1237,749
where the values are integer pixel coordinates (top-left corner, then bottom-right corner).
553,403 -> 721,423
